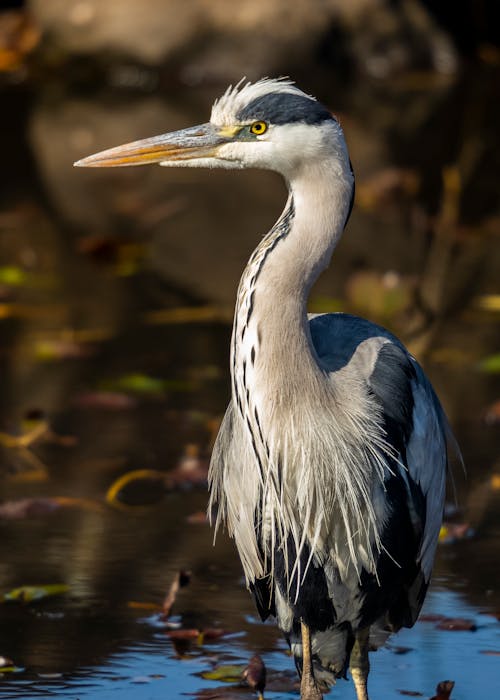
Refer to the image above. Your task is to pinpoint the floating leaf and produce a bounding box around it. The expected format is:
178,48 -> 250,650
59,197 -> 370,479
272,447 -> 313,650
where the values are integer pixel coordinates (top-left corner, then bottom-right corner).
201,665 -> 246,683
106,469 -> 166,509
0,664 -> 23,673
166,629 -> 201,640
435,618 -> 476,631
398,691 -> 424,697
478,354 -> 500,374
201,629 -> 228,641
3,584 -> 69,603
430,680 -> 455,700
419,614 -> 446,623
0,656 -> 18,673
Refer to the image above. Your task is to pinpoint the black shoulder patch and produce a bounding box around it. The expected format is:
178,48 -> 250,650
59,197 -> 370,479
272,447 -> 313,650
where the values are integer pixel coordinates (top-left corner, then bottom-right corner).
370,343 -> 416,453
236,92 -> 335,126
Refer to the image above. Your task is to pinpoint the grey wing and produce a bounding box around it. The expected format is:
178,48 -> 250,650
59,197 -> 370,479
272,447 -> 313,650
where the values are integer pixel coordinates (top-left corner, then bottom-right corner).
310,313 -> 449,624
369,342 -> 448,583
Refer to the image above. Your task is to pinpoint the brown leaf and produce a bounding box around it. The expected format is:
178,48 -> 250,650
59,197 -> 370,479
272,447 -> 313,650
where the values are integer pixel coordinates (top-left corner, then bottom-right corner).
202,628 -> 228,641
435,618 -> 476,631
165,629 -> 200,640
398,691 -> 424,697
127,601 -> 162,611
186,511 -> 208,524
419,614 -> 447,623
430,680 -> 455,700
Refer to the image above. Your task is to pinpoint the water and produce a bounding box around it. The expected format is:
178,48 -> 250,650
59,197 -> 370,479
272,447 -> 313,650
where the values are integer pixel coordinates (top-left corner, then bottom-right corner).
0,60 -> 499,699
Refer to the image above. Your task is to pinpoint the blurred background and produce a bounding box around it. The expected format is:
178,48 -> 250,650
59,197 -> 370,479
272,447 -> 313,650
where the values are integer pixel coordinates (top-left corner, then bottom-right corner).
0,1 -> 499,698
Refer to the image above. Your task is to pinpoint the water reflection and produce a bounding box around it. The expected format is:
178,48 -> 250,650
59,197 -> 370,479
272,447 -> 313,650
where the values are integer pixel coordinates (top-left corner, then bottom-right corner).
0,64 -> 499,698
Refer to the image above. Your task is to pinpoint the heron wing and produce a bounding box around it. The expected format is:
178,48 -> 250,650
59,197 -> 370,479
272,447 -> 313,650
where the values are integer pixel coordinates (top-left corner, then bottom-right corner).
309,313 -> 448,626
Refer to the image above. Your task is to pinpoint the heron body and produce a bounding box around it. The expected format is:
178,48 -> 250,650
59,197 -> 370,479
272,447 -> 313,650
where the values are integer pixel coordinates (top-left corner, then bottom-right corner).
76,79 -> 453,700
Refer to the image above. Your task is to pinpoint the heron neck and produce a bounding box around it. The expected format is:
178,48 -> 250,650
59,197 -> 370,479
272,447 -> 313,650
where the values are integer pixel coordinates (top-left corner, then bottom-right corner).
232,160 -> 353,410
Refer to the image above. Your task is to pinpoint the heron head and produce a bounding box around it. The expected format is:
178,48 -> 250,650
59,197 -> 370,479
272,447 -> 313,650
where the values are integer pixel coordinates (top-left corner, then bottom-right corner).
74,78 -> 350,179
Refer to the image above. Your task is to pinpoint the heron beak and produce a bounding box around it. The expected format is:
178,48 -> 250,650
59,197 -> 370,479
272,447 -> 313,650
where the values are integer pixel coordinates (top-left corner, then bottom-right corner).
74,123 -> 235,168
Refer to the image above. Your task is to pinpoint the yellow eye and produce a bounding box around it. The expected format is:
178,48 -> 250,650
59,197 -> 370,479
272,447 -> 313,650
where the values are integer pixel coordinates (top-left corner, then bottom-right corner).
250,121 -> 268,135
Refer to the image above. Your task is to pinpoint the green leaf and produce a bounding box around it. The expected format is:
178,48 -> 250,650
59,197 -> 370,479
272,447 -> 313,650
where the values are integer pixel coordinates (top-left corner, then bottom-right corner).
478,354 -> 500,374
3,584 -> 70,603
201,664 -> 246,683
100,373 -> 194,396
0,266 -> 28,287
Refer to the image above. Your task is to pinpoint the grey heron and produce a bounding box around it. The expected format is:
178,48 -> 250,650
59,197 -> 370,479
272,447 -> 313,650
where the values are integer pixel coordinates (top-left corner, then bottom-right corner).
75,78 -> 456,700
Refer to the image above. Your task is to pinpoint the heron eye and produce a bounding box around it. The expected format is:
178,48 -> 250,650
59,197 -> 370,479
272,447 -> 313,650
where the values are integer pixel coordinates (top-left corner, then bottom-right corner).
250,121 -> 268,135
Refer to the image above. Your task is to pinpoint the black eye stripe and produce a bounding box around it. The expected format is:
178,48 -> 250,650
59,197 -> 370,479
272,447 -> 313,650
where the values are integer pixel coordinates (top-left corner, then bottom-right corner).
237,93 -> 335,126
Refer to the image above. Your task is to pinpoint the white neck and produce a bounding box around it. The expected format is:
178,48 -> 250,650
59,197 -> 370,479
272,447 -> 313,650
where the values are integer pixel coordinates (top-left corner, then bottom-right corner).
231,159 -> 354,421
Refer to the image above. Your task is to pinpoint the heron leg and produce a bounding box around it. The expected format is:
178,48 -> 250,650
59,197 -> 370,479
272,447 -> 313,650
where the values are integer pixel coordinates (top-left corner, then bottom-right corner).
350,627 -> 370,700
300,619 -> 323,700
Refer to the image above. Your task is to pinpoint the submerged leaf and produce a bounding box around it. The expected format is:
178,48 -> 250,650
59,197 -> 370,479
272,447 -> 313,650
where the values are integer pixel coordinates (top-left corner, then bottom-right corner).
3,584 -> 69,603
